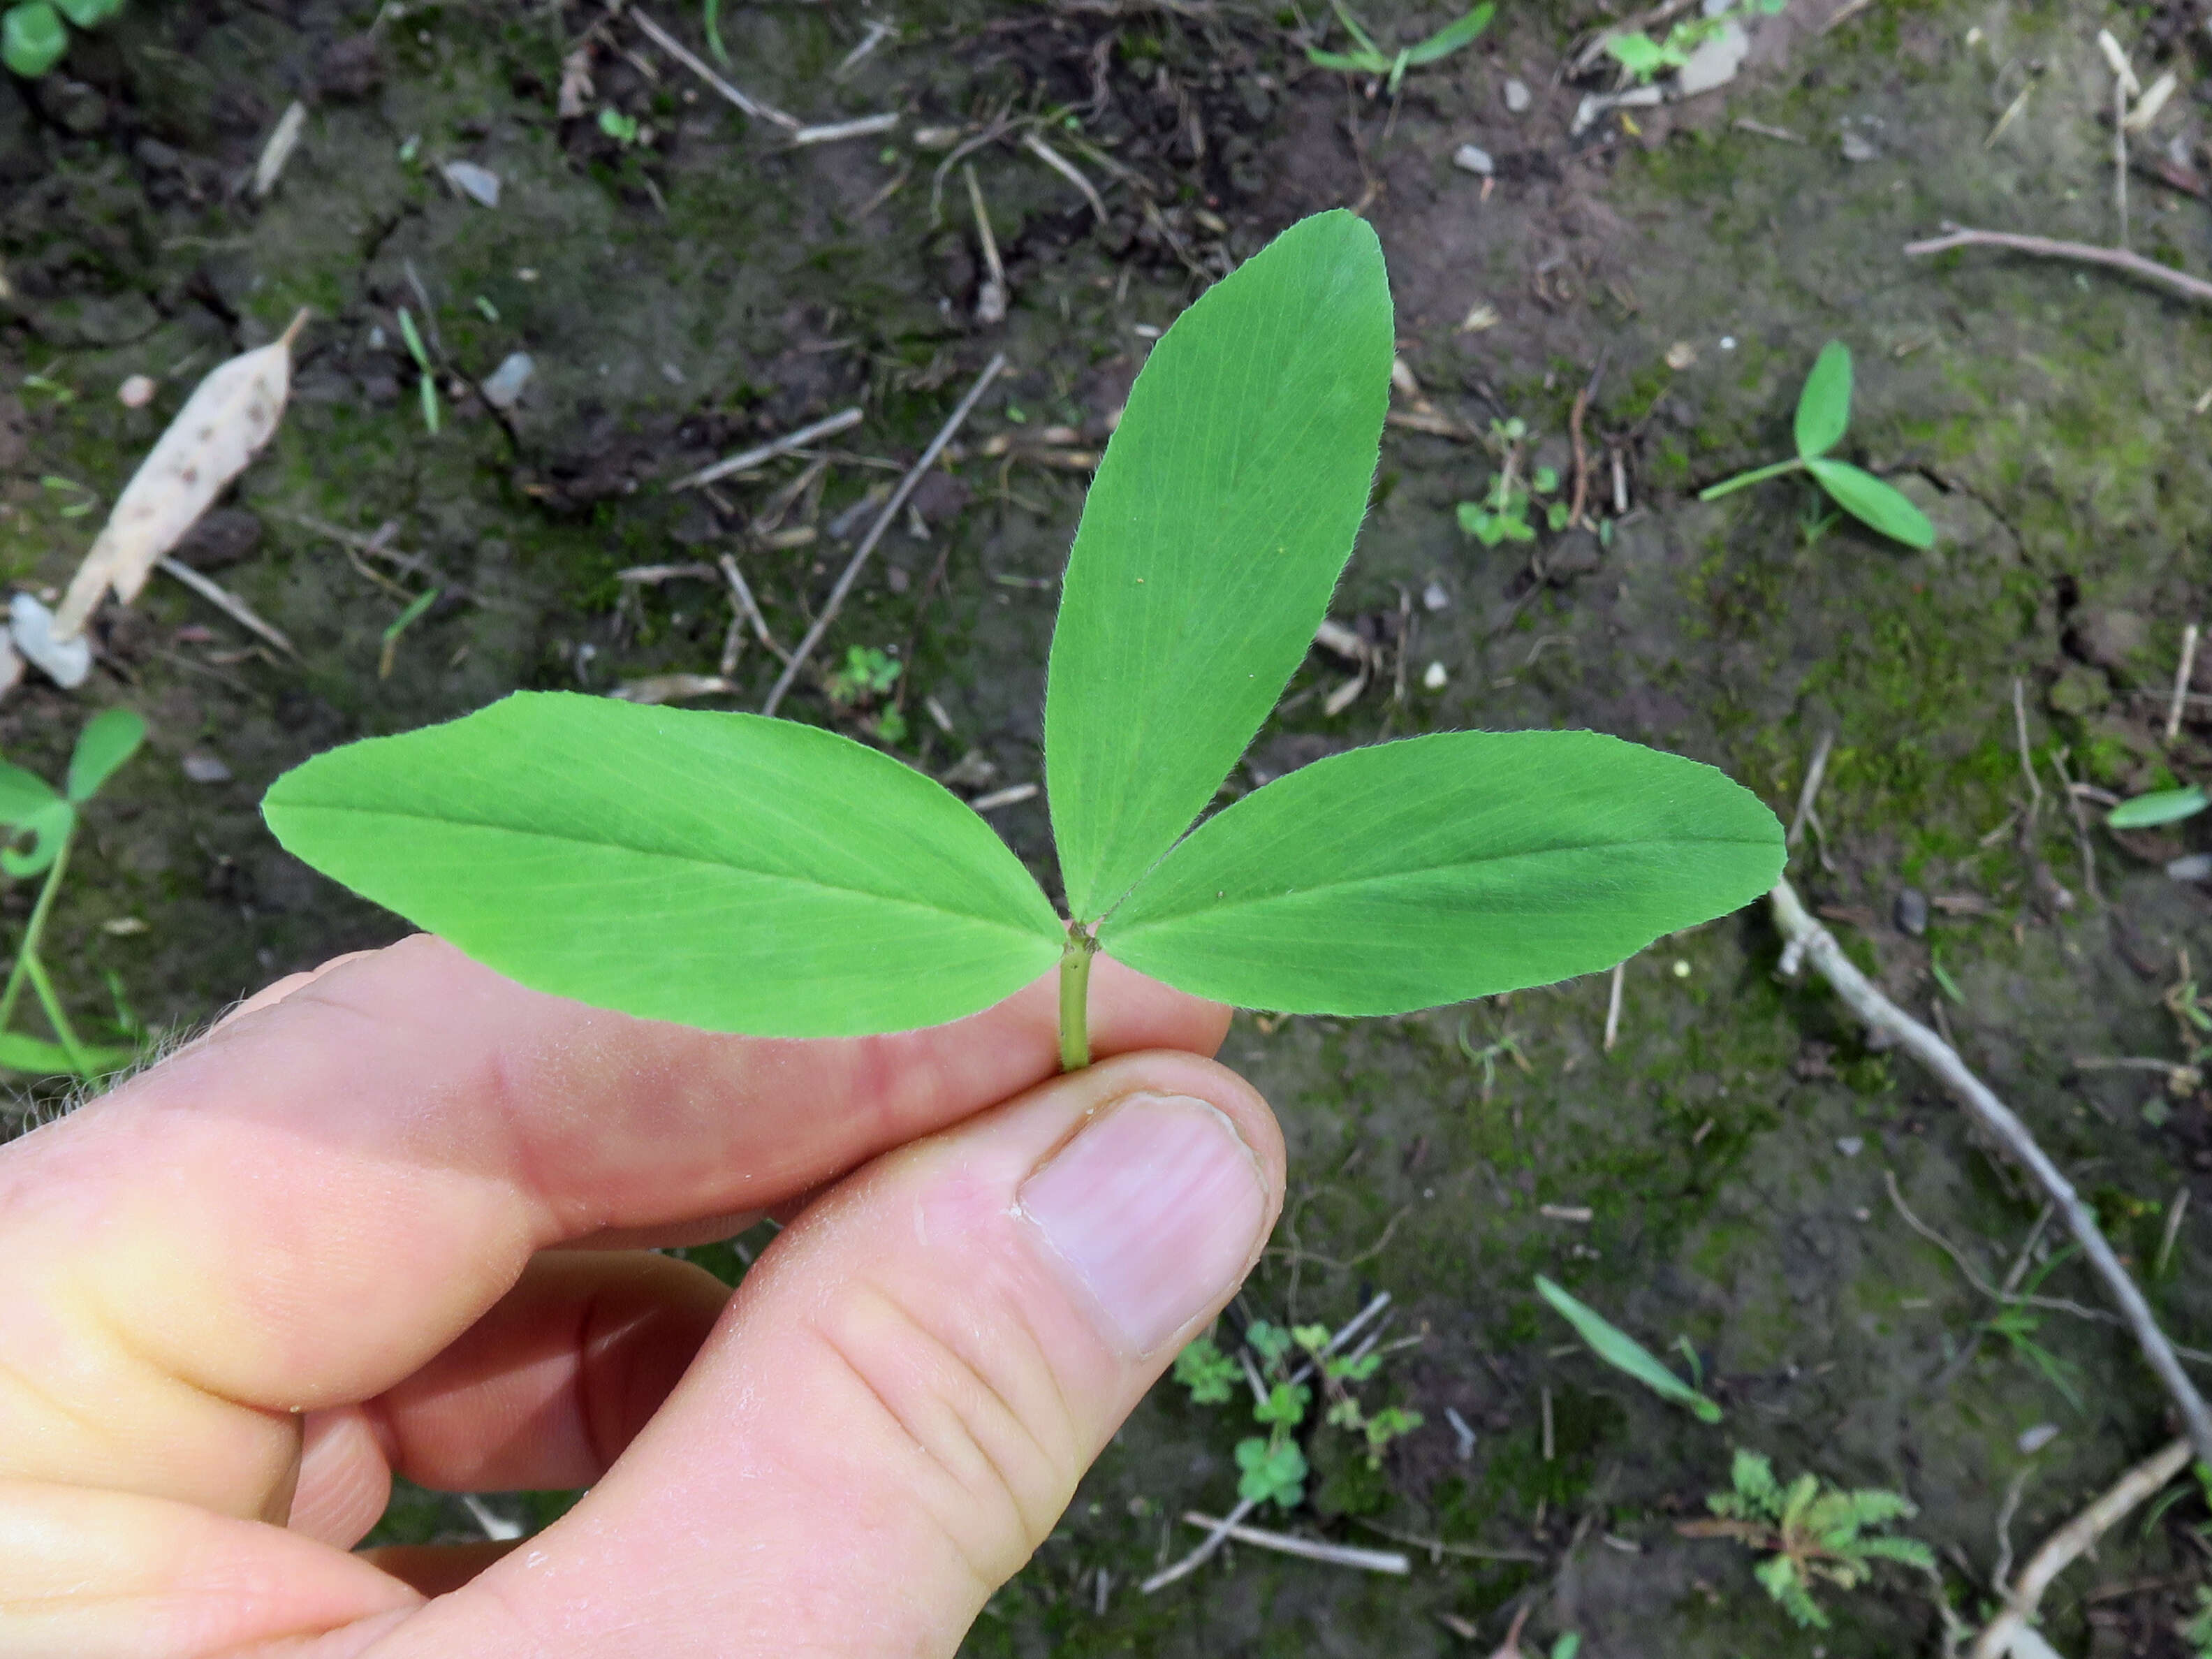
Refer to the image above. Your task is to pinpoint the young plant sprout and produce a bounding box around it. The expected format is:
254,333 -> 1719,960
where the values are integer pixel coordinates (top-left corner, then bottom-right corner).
1536,1274 -> 1722,1423
1306,0 -> 1495,94
2110,784 -> 2208,829
1697,342 -> 1935,550
264,212 -> 1785,1068
0,708 -> 146,1079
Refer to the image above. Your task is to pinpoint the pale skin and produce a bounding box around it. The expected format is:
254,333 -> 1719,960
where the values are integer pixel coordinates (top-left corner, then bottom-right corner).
0,935 -> 1286,1658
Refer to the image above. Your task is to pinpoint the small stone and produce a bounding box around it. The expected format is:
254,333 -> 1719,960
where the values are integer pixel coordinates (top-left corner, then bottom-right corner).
117,374 -> 156,408
181,752 -> 233,784
480,352 -> 535,410
1422,580 -> 1451,611
9,593 -> 89,689
1673,20 -> 1749,98
1836,1136 -> 1863,1157
175,509 -> 263,571
1503,78 -> 1531,113
1452,142 -> 1495,177
1840,129 -> 1880,163
2071,608 -> 2148,673
2017,1424 -> 2061,1454
2168,853 -> 2212,882
1894,886 -> 1929,937
1665,341 -> 1698,370
1672,958 -> 1692,978
1422,661 -> 1448,691
441,159 -> 502,207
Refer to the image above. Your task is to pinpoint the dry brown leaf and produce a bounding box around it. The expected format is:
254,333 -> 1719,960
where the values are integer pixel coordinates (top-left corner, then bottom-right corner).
54,311 -> 306,641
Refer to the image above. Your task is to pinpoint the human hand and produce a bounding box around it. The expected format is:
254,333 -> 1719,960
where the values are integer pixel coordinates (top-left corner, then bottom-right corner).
0,935 -> 1283,1658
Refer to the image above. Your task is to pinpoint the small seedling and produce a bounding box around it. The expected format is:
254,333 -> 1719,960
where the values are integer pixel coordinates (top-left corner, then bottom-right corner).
0,709 -> 147,1079
395,307 -> 441,435
3,0 -> 121,79
263,213 -> 1784,1071
597,106 -> 642,147
1456,418 -> 1569,546
1536,1274 -> 1723,1423
1680,1449 -> 1932,1630
2111,784 -> 2208,829
1697,342 -> 1935,550
1602,0 -> 1784,82
1308,0 -> 1494,94
1173,1310 -> 1421,1512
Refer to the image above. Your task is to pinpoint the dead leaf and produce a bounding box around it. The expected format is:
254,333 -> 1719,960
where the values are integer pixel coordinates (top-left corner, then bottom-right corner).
54,312 -> 306,641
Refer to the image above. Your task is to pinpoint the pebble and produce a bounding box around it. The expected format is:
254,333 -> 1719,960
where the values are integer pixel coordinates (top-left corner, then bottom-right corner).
1840,129 -> 1880,163
181,752 -> 234,785
1836,1136 -> 1863,1157
481,352 -> 536,411
1452,142 -> 1495,177
2017,1423 -> 2061,1454
1894,886 -> 1929,937
1422,661 -> 1448,691
1422,580 -> 1451,611
1503,78 -> 1531,114
441,160 -> 503,207
9,593 -> 89,689
2169,853 -> 2212,882
117,374 -> 157,408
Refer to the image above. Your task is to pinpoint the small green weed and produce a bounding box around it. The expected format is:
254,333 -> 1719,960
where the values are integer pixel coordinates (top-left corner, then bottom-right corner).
1456,418 -> 1568,548
395,308 -> 440,436
1307,0 -> 1494,94
0,710 -> 148,1080
1172,1309 -> 1423,1514
1697,342 -> 1934,549
1536,1275 -> 1722,1423
1680,1449 -> 1933,1629
598,107 -> 642,147
1602,0 -> 1783,81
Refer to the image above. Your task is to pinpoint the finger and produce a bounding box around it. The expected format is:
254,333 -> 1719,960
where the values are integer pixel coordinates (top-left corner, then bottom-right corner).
0,937 -> 1222,1523
287,1252 -> 730,1547
0,1478 -> 419,1658
375,1050 -> 1283,1659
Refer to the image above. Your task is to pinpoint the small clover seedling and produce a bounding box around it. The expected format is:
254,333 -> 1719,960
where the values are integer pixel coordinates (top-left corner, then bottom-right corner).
1308,0 -> 1495,94
1456,418 -> 1568,547
0,708 -> 146,1079
1697,342 -> 1935,550
264,212 -> 1784,1067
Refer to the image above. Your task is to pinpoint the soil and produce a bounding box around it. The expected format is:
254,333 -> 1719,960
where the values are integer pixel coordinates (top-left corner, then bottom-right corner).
9,0 -> 2212,1650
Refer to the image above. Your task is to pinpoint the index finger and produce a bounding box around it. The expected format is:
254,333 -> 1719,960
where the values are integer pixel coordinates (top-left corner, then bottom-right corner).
0,934 -> 1226,1521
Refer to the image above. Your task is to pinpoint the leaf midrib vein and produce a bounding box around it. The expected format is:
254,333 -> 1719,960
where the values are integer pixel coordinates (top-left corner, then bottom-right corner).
278,800 -> 1057,942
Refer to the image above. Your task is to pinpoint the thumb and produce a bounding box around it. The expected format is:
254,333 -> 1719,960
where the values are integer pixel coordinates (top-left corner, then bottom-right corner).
372,1051 -> 1282,1659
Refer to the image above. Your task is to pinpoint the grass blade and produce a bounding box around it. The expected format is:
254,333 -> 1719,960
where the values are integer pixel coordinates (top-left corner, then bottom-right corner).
1405,2 -> 1495,65
1535,1276 -> 1722,1423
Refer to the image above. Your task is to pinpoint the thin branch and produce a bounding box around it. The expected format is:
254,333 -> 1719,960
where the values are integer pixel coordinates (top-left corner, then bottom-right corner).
630,8 -> 800,131
2169,622 -> 2202,743
158,557 -> 298,657
761,354 -> 1005,717
1787,729 -> 1836,851
1906,227 -> 2212,308
673,407 -> 862,492
1021,131 -> 1108,221
1968,1438 -> 2193,1659
1178,1513 -> 1409,1574
1772,877 -> 2212,1463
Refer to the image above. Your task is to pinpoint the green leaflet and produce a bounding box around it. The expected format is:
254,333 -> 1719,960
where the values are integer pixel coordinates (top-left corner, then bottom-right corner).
262,692 -> 1065,1037
1794,340 -> 1852,460
1535,1275 -> 1723,1424
2,1 -> 66,75
0,1030 -> 133,1077
2109,785 -> 2209,829
66,708 -> 144,803
1044,210 -> 1393,921
1096,731 -> 1784,1014
1805,457 -> 1935,549
50,0 -> 119,26
1404,2 -> 1494,64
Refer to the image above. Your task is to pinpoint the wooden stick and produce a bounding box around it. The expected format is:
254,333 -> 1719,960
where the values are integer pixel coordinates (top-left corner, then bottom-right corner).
630,8 -> 799,131
1787,729 -> 1835,850
2168,622 -> 2201,743
1771,878 -> 2212,1463
1177,1513 -> 1409,1574
158,557 -> 298,657
761,355 -> 1004,717
672,407 -> 862,492
1906,227 -> 2212,308
1968,1438 -> 2192,1659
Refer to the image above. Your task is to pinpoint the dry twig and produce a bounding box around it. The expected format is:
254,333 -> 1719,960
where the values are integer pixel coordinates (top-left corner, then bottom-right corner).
2168,622 -> 2201,743
1178,1513 -> 1409,1574
1907,228 -> 2212,308
1771,877 -> 2212,1463
761,355 -> 1005,717
1969,1438 -> 2192,1659
631,8 -> 798,130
